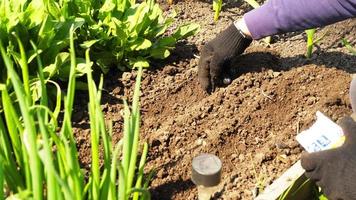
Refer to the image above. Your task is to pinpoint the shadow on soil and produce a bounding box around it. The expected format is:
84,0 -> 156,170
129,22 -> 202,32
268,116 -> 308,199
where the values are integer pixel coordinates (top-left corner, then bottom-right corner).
149,41 -> 199,71
150,179 -> 195,200
230,51 -> 356,81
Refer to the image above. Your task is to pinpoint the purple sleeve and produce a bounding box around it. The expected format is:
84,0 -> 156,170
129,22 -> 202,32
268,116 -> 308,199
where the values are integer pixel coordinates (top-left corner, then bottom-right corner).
244,0 -> 356,40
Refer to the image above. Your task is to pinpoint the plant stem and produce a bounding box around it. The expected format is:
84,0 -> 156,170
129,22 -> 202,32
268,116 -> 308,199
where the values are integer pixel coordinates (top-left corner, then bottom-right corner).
305,29 -> 316,58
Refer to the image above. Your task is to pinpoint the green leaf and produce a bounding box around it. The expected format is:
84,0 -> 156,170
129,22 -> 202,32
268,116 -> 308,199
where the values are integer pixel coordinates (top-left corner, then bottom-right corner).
150,48 -> 170,59
172,23 -> 200,40
42,52 -> 70,78
124,3 -> 150,35
130,57 -> 149,68
129,38 -> 152,51
100,0 -> 116,13
80,40 -> 100,49
44,0 -> 61,19
52,18 -> 85,42
37,16 -> 56,50
155,37 -> 176,47
23,0 -> 46,28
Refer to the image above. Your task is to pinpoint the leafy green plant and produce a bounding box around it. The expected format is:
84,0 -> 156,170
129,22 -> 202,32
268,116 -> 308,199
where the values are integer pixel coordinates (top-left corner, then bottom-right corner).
77,0 -> 199,72
0,0 -> 199,81
0,27 -> 151,199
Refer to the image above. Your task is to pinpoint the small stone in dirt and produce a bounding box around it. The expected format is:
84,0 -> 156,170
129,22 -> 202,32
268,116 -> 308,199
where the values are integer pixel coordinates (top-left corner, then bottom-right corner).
272,71 -> 281,77
254,153 -> 265,164
238,154 -> 245,161
307,96 -> 317,105
156,168 -> 168,179
122,72 -> 132,83
162,66 -> 177,76
231,153 -> 238,160
243,189 -> 252,196
237,143 -> 246,152
111,114 -> 122,122
223,77 -> 232,85
112,87 -> 121,95
195,138 -> 206,146
277,154 -> 288,163
276,142 -> 288,150
226,191 -> 240,199
291,147 -> 302,154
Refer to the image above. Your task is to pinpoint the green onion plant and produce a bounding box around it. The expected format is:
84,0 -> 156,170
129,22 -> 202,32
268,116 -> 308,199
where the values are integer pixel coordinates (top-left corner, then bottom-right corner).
0,27 -> 151,200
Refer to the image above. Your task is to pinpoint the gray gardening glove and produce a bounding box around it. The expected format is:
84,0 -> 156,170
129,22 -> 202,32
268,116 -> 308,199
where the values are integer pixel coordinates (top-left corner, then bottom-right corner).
198,24 -> 252,93
301,117 -> 356,200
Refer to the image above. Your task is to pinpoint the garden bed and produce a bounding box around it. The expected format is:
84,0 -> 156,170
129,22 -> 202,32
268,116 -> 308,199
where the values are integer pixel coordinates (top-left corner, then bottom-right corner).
72,0 -> 356,199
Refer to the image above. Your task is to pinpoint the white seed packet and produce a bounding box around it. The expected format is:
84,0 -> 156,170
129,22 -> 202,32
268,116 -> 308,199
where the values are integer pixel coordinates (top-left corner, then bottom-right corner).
296,111 -> 345,153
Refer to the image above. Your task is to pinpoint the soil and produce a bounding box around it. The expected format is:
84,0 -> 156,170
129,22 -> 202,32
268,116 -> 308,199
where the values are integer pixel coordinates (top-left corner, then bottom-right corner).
72,1 -> 356,199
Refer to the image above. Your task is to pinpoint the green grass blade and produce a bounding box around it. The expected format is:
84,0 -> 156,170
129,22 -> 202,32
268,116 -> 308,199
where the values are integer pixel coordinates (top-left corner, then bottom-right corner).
84,177 -> 92,199
30,41 -> 48,119
59,26 -> 83,200
0,156 -> 3,200
127,109 -> 140,193
133,142 -> 149,200
62,25 -> 77,129
127,67 -> 143,191
100,110 -> 111,167
99,170 -> 109,200
1,90 -> 23,166
109,142 -> 122,200
0,40 -> 43,200
118,163 -> 127,200
143,169 -> 155,190
122,99 -> 132,176
13,33 -> 31,105
36,110 -> 57,200
132,67 -> 143,115
0,116 -> 24,192
85,48 -> 100,199
47,80 -> 62,124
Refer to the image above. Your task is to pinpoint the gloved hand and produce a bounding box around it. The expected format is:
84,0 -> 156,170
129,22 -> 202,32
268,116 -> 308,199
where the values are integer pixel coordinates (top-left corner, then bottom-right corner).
198,24 -> 252,93
301,116 -> 356,200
